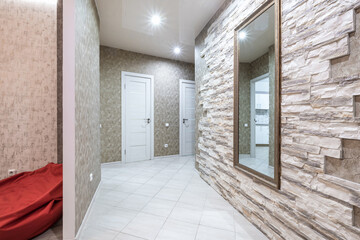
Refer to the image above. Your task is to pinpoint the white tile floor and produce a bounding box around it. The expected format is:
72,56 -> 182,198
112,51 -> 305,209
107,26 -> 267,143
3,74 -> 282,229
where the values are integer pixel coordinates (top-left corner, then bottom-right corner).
78,156 -> 268,240
239,147 -> 274,177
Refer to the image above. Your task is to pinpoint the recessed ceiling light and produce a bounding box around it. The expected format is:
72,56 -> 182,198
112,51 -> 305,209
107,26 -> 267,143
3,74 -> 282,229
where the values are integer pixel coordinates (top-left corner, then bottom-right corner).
151,14 -> 162,26
174,47 -> 181,55
239,31 -> 247,40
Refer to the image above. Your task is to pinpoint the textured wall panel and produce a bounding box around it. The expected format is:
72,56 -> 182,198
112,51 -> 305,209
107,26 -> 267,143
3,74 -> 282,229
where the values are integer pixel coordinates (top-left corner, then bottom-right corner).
100,47 -> 194,163
195,0 -> 360,239
75,0 -> 101,233
0,0 -> 58,180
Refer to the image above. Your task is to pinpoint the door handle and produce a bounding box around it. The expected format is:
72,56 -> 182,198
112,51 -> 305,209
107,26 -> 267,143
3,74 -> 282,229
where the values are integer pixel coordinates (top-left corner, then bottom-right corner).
183,118 -> 188,124
145,118 -> 151,124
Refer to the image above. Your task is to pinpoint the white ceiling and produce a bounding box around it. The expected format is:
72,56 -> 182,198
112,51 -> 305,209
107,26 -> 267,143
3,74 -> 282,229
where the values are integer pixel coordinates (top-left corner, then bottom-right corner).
238,5 -> 275,63
95,0 -> 225,63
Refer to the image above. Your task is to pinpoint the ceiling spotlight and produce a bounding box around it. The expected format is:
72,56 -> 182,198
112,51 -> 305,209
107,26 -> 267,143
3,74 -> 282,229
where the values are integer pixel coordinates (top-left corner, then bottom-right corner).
174,47 -> 181,55
239,31 -> 247,40
151,14 -> 162,26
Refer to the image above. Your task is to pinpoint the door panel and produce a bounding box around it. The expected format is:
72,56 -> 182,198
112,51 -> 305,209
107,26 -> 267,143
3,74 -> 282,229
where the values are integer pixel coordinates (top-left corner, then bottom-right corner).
181,81 -> 196,156
124,74 -> 152,162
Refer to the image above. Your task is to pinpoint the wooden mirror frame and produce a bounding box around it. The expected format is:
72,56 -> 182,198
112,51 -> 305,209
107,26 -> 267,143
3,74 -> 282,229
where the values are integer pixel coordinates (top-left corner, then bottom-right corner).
233,0 -> 281,189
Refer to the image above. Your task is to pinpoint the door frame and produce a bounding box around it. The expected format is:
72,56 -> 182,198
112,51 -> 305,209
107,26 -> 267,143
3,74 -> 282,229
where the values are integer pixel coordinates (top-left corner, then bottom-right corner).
121,71 -> 154,163
179,79 -> 195,156
250,73 -> 269,158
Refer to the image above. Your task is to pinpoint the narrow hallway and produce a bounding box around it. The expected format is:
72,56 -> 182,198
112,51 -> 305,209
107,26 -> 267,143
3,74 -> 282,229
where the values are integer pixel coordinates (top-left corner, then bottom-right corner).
78,156 -> 267,240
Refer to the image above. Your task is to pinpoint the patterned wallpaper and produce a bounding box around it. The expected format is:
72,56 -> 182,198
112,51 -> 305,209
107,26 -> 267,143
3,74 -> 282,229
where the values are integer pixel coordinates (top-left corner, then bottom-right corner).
57,0 -> 63,164
0,0 -> 58,180
75,0 -> 101,233
238,63 -> 251,154
100,47 -> 195,163
238,52 -> 269,155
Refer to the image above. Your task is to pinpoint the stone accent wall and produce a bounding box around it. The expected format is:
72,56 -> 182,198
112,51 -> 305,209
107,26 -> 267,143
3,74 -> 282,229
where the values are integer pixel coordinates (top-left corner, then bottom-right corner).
195,0 -> 360,239
325,139 -> 360,184
0,0 -> 58,179
100,47 -> 194,163
75,0 -> 101,233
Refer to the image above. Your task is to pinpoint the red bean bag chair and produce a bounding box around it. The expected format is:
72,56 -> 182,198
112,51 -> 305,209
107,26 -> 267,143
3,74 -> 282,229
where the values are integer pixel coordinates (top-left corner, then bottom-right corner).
0,163 -> 63,240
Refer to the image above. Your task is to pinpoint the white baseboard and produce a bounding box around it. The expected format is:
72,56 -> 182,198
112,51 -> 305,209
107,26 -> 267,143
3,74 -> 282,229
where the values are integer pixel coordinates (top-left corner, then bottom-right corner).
153,154 -> 180,160
75,180 -> 102,240
101,161 -> 123,166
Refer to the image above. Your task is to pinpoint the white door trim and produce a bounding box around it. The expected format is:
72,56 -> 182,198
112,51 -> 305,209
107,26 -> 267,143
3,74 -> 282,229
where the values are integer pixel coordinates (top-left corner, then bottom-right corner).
179,79 -> 195,156
250,73 -> 269,158
121,71 -> 154,163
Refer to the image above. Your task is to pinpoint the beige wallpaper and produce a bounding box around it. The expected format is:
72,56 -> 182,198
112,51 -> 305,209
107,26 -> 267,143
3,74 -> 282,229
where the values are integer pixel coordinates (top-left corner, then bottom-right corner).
238,63 -> 251,154
57,0 -> 63,164
0,0 -> 58,180
195,0 -> 360,239
75,0 -> 101,233
100,47 -> 195,163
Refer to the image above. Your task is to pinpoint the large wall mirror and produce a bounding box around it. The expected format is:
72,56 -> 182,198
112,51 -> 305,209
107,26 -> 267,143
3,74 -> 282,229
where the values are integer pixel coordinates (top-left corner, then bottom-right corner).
234,0 -> 280,188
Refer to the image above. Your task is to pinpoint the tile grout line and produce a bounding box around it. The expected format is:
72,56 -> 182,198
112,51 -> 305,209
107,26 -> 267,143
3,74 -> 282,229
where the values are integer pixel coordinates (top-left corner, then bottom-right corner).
153,158 -> 191,240
117,156 -> 189,239
86,156 -> 246,240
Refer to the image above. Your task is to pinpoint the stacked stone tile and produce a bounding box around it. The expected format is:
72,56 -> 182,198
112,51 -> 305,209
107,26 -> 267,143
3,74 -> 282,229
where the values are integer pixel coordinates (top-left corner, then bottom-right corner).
195,0 -> 360,239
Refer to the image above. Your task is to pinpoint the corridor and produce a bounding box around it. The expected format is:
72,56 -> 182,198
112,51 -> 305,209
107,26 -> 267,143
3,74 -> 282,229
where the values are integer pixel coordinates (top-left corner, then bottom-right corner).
77,156 -> 267,240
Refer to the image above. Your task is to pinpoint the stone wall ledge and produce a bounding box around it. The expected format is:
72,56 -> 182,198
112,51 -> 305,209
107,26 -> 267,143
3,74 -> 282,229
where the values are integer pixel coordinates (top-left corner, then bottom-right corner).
316,174 -> 360,207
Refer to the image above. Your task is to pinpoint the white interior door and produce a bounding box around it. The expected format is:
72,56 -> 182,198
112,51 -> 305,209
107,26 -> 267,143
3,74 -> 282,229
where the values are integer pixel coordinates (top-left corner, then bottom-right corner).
122,72 -> 154,163
180,80 -> 195,156
250,74 -> 269,157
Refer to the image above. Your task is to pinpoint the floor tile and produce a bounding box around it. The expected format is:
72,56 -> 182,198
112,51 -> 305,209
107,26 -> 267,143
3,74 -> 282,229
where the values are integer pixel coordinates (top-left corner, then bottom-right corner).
122,212 -> 167,240
204,197 -> 234,211
135,184 -> 162,197
155,219 -> 198,240
155,187 -> 184,201
142,198 -> 177,217
78,225 -> 119,240
118,194 -> 152,211
95,189 -> 131,206
87,207 -> 138,232
75,156 -> 267,240
178,191 -> 206,207
115,232 -> 147,240
196,226 -> 235,240
169,205 -> 203,224
128,175 -> 153,184
114,182 -> 143,193
200,209 -> 234,231
165,179 -> 189,190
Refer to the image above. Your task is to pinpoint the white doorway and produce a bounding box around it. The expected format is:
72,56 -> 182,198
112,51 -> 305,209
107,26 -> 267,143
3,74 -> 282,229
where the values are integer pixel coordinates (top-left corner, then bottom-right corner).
250,73 -> 269,158
180,79 -> 196,156
122,71 -> 154,163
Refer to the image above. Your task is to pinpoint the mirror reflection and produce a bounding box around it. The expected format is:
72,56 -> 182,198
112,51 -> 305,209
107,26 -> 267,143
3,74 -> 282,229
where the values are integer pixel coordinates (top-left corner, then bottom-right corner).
237,5 -> 275,179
